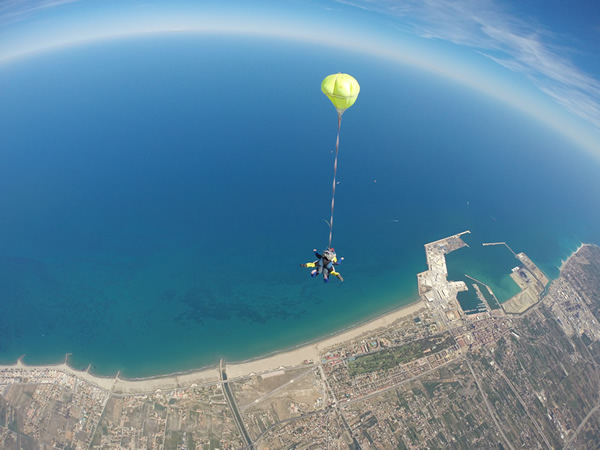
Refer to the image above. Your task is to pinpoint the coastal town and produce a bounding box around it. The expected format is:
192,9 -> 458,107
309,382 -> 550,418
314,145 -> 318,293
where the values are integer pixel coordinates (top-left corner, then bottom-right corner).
2,234 -> 600,449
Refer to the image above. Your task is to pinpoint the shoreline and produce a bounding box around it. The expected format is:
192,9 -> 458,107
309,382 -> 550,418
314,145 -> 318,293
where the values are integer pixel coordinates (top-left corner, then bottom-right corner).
224,296 -> 423,366
558,242 -> 586,272
1,298 -> 425,393
226,298 -> 425,378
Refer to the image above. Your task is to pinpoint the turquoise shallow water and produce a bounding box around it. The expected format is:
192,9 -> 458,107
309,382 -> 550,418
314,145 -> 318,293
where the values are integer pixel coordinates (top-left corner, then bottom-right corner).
1,35 -> 599,377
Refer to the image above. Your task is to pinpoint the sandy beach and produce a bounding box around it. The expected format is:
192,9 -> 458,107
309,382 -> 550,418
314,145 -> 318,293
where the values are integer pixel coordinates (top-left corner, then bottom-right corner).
558,243 -> 586,272
1,299 -> 425,394
226,300 -> 425,378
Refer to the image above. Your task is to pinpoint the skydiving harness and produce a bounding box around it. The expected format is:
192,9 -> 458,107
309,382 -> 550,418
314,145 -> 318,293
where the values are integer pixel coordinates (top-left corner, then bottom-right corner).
316,250 -> 336,274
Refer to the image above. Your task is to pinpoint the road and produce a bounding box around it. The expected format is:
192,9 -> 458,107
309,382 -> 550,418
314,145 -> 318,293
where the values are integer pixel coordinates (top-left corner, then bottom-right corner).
466,357 -> 515,450
220,360 -> 253,449
563,402 -> 600,449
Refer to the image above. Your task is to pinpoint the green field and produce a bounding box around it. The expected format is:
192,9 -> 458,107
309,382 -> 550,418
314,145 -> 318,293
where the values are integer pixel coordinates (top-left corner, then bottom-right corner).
349,333 -> 455,376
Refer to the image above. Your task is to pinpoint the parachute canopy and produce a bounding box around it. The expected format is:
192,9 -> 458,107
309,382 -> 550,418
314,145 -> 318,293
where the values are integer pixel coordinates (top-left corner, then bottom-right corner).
321,73 -> 360,114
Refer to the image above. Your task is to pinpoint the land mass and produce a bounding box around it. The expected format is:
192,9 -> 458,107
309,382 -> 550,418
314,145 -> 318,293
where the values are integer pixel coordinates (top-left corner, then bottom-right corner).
2,234 -> 600,449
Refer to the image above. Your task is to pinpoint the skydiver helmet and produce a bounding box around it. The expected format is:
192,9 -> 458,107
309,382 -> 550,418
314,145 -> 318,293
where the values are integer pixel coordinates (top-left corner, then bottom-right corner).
322,249 -> 336,261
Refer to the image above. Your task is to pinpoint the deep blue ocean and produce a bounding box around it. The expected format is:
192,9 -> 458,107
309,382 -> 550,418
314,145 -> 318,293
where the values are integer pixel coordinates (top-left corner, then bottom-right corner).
1,35 -> 599,377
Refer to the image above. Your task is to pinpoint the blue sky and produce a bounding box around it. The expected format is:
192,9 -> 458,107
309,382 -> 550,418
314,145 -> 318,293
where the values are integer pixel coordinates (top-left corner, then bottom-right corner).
1,0 -> 599,155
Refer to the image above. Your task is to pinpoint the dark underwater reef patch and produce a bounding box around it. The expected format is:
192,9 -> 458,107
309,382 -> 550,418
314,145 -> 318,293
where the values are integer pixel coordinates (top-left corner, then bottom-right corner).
172,287 -> 304,325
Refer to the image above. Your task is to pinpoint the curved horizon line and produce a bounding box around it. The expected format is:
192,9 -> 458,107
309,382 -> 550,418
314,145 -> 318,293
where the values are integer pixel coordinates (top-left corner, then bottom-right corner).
2,18 -> 599,157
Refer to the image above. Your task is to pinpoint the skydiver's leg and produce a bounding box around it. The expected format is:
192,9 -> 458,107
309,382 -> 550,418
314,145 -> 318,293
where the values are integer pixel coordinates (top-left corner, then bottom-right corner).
331,270 -> 344,282
300,262 -> 317,268
311,262 -> 323,278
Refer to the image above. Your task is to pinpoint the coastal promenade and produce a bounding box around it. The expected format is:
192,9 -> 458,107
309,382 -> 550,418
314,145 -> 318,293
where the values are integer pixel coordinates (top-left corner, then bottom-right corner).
0,357 -> 220,394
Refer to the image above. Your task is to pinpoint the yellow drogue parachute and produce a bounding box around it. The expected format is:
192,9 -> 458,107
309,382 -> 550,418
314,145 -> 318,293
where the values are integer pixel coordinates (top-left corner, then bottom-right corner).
321,73 -> 360,116
321,73 -> 360,249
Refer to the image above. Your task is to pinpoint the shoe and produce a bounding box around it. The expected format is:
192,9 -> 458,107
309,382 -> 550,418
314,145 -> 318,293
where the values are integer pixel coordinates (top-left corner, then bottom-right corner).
324,277 -> 329,283
311,270 -> 317,277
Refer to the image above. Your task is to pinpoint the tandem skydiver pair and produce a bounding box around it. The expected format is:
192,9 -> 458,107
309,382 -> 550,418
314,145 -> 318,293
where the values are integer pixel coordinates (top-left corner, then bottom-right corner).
300,248 -> 344,283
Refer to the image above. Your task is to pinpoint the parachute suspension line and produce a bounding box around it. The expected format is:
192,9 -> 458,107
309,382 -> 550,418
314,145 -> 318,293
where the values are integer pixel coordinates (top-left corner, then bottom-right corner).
328,113 -> 342,249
